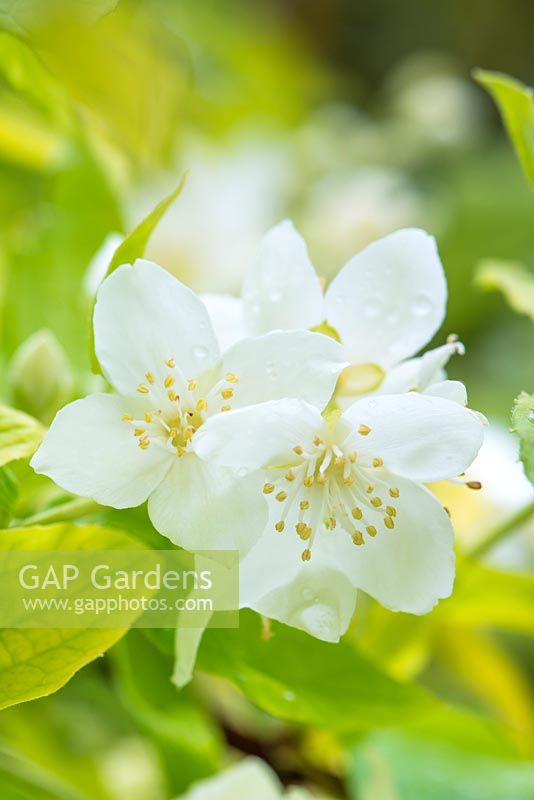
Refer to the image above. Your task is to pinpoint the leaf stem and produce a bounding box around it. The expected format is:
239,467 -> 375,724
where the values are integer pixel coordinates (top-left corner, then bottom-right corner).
12,497 -> 100,527
468,498 -> 534,559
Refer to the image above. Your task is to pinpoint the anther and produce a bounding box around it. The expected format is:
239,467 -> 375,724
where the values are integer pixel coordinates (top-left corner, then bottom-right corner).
187,379 -> 197,391
303,476 -> 314,487
263,483 -> 275,494
164,375 -> 175,388
293,445 -> 303,455
167,390 -> 178,401
138,436 -> 150,450
313,435 -> 323,446
296,522 -> 307,536
275,491 -> 287,502
366,525 -> 377,537
329,517 -> 337,529
196,399 -> 208,411
285,470 -> 295,482
384,516 -> 395,530
372,457 -> 383,468
352,532 -> 364,545
301,548 -> 312,562
275,521 -> 285,532
343,475 -> 354,485
352,507 -> 363,520
137,384 -> 149,394
144,412 -> 152,423
145,372 -> 155,385
348,452 -> 357,463
316,473 -> 326,485
165,358 -> 176,368
366,484 -> 374,494
221,405 -> 231,412
370,497 -> 382,508
358,424 -> 371,436
221,389 -> 233,400
133,428 -> 145,437
299,500 -> 310,510
386,506 -> 396,517
466,480 -> 482,490
121,413 -> 133,421
225,372 -> 239,383
389,487 -> 400,498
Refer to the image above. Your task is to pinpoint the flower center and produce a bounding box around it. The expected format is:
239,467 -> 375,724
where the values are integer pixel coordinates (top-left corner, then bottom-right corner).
120,358 -> 239,456
263,423 -> 400,562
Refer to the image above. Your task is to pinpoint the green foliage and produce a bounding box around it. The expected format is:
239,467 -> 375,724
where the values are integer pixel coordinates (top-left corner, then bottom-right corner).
352,727 -> 534,800
89,176 -> 187,371
0,1 -> 118,38
511,392 -> 534,484
0,522 -> 140,710
0,466 -> 18,526
196,611 -> 438,732
477,259 -> 534,321
0,404 -> 43,467
112,631 -> 222,795
475,70 -> 534,186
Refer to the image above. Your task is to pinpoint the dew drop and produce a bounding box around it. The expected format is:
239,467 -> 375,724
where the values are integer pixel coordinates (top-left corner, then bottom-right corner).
300,603 -> 339,642
412,294 -> 433,317
364,296 -> 383,319
191,345 -> 209,360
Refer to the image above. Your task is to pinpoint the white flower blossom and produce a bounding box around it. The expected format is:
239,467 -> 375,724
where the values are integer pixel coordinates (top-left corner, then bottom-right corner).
193,392 -> 484,642
31,260 -> 345,552
177,757 -> 327,800
201,222 -> 463,404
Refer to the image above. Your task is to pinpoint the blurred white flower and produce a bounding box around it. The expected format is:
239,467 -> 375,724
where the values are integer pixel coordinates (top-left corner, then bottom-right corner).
131,136 -> 291,294
300,167 -> 425,273
84,231 -> 124,298
32,260 -> 345,553
194,392 -> 484,641
177,757 -> 328,799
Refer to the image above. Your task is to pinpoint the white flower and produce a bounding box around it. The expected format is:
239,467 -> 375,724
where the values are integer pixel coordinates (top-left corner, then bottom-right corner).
201,222 -> 463,404
177,757 -> 327,800
193,392 -> 484,642
31,260 -> 345,552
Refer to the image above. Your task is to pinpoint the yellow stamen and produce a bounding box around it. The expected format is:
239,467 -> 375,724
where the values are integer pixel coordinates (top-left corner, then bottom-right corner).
352,507 -> 362,520
348,451 -> 357,463
370,496 -> 382,508
145,372 -> 155,385
293,445 -> 303,455
299,500 -> 310,510
358,424 -> 371,436
196,399 -> 208,411
389,487 -> 400,498
313,435 -> 323,446
303,475 -> 314,487
285,470 -> 295,482
221,405 -> 231,412
164,375 -> 175,388
263,483 -> 275,494
121,413 -> 133,422
187,379 -> 197,391
165,358 -> 176,368
137,384 -> 149,394
275,491 -> 287,502
221,388 -> 233,400
275,521 -> 285,532
384,516 -> 395,530
366,525 -> 377,537
167,390 -> 177,401
296,522 -> 307,536
144,412 -> 152,423
373,457 -> 383,468
352,532 -> 364,545
316,473 -> 326,485
386,506 -> 396,517
466,480 -> 482,490
225,372 -> 239,383
301,548 -> 312,562
133,428 -> 145,437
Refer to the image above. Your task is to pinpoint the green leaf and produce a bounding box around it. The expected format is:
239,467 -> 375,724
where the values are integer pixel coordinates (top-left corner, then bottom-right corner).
437,561 -> 534,634
89,175 -> 187,371
0,404 -> 44,467
352,724 -> 534,800
0,466 -> 18,526
196,611 -> 438,732
112,630 -> 222,794
0,748 -> 81,800
0,0 -> 118,37
0,522 -> 140,710
474,69 -> 534,186
511,392 -> 534,484
476,259 -> 534,321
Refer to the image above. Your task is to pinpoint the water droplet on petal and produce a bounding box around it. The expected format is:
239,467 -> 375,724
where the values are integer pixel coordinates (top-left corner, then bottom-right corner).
412,294 -> 433,317
364,296 -> 383,319
191,345 -> 209,360
300,603 -> 340,642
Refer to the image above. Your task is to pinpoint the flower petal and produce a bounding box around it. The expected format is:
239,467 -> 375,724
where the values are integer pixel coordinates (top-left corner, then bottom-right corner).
200,292 -> 246,352
220,331 -> 346,411
183,758 -> 282,800
343,393 -> 483,482
323,476 -> 454,614
31,394 -> 172,507
325,229 -> 447,367
148,455 -> 267,553
241,220 -> 324,334
425,379 -> 467,405
193,399 -> 323,471
94,260 -> 219,395
249,557 -> 356,643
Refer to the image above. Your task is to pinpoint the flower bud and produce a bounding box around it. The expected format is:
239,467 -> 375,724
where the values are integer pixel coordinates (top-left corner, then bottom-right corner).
10,329 -> 73,423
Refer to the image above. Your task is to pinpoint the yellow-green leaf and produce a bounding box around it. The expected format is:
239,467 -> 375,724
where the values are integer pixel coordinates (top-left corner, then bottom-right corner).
0,404 -> 44,467
474,69 -> 534,186
512,391 -> 534,484
0,521 -> 141,710
89,175 -> 187,371
476,259 -> 534,321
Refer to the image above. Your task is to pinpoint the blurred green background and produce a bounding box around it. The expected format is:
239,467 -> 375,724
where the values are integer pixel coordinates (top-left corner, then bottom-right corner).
0,1 -> 533,798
